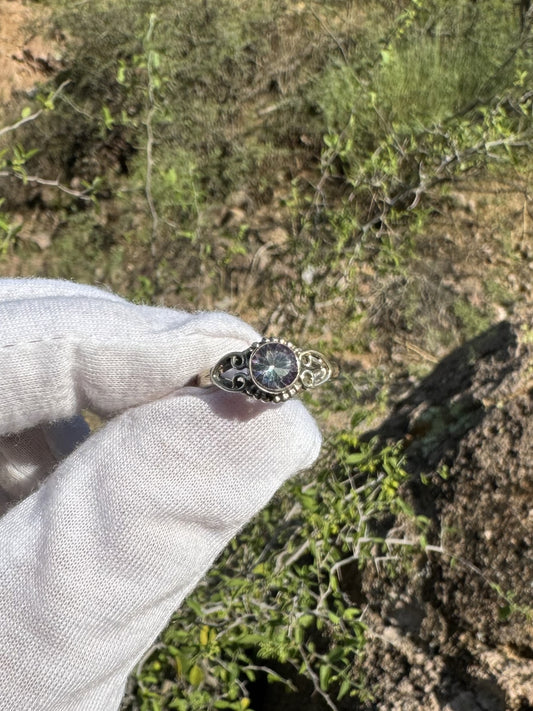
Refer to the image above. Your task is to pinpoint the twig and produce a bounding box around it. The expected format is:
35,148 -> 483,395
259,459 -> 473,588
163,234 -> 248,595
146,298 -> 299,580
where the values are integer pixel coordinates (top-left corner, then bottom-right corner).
359,128 -> 532,233
309,8 -> 349,65
298,645 -> 339,711
243,665 -> 297,691
144,14 -> 161,285
0,81 -> 71,139
0,171 -> 92,200
274,539 -> 311,574
393,336 -> 439,363
134,642 -> 164,690
0,109 -> 43,140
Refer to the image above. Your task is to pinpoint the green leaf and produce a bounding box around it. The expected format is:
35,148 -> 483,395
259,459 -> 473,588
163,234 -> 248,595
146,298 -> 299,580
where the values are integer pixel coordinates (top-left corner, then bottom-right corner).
199,625 -> 209,647
102,106 -> 114,130
186,598 -> 203,617
168,700 -> 187,711
338,679 -> 352,700
117,60 -> 127,84
189,664 -> 204,686
319,664 -> 331,691
328,646 -> 346,663
298,613 -> 315,628
342,607 -> 361,621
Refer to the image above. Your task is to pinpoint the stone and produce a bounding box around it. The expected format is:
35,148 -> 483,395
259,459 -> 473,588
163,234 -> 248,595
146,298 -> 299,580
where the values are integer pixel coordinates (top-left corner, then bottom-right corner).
260,226 -> 289,246
250,342 -> 298,392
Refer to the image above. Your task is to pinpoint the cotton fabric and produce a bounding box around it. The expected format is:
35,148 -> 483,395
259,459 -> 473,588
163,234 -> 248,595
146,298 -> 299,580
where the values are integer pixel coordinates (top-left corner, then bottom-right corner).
0,279 -> 321,710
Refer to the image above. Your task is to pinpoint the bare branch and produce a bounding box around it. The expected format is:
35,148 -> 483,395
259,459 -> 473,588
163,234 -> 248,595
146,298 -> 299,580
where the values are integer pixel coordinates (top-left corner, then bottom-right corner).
298,645 -> 339,711
0,109 -> 43,140
0,81 -> 71,140
143,14 -> 161,286
0,171 -> 92,200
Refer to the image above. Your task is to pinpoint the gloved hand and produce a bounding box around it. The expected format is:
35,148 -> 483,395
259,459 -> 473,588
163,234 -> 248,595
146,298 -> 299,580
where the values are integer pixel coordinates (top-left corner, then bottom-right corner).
0,278 -> 321,711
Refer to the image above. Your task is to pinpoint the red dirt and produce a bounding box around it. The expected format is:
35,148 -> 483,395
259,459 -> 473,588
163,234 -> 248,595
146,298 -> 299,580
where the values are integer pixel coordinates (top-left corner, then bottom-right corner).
0,0 -> 60,104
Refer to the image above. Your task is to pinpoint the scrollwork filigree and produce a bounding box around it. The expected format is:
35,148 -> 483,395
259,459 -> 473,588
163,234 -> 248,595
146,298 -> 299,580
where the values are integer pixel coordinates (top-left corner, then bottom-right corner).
299,350 -> 332,389
206,339 -> 333,402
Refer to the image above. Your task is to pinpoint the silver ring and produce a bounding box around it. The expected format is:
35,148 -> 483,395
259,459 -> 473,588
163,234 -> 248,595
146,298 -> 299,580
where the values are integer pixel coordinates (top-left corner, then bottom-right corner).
197,337 -> 333,403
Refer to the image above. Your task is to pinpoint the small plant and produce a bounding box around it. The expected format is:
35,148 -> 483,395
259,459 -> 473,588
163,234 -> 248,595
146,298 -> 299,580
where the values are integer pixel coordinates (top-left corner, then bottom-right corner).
0,199 -> 22,254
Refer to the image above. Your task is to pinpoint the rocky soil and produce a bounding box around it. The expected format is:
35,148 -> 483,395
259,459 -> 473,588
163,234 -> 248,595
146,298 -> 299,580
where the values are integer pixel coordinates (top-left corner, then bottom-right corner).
357,317 -> 533,711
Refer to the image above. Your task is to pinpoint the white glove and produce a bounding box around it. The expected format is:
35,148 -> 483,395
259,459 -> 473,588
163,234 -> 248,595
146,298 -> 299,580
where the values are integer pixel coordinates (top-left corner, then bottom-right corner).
0,279 -> 322,711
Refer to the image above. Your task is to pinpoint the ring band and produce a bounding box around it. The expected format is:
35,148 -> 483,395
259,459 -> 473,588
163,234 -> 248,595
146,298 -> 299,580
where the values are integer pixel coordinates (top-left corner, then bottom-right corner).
197,337 -> 333,403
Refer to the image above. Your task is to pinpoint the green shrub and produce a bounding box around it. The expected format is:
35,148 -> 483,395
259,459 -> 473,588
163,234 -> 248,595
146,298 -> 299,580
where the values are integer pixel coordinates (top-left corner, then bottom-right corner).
315,0 -> 533,224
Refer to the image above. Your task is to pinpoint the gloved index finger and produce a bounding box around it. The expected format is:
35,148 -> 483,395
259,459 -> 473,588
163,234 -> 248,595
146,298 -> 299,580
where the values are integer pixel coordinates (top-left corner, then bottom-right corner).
0,277 -> 127,304
0,279 -> 258,436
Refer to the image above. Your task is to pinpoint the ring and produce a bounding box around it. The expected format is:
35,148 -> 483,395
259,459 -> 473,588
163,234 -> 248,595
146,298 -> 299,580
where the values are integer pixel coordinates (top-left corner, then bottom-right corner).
197,337 -> 333,403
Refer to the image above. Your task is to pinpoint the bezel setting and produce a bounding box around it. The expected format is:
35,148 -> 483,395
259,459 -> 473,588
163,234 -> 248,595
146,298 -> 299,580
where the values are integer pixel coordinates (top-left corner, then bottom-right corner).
249,341 -> 300,394
209,337 -> 332,403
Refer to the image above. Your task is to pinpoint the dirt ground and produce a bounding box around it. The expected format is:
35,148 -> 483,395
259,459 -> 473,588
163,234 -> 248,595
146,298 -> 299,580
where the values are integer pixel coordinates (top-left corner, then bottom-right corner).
357,319 -> 533,711
0,0 -> 60,104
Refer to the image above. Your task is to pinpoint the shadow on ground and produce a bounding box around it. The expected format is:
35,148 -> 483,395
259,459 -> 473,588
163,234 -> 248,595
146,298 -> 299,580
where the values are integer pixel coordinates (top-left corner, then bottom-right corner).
356,318 -> 533,711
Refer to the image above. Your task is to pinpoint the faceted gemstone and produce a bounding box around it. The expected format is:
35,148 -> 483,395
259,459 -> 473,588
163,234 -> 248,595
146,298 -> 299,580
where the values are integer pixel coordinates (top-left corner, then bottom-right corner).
250,343 -> 299,392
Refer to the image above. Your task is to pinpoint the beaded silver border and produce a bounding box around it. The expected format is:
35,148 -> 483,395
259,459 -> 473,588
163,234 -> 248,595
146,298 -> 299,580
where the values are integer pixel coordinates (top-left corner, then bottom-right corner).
198,337 -> 332,403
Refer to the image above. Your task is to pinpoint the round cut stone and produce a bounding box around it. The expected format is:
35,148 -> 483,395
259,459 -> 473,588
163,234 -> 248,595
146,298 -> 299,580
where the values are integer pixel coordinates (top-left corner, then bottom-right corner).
250,342 -> 299,392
